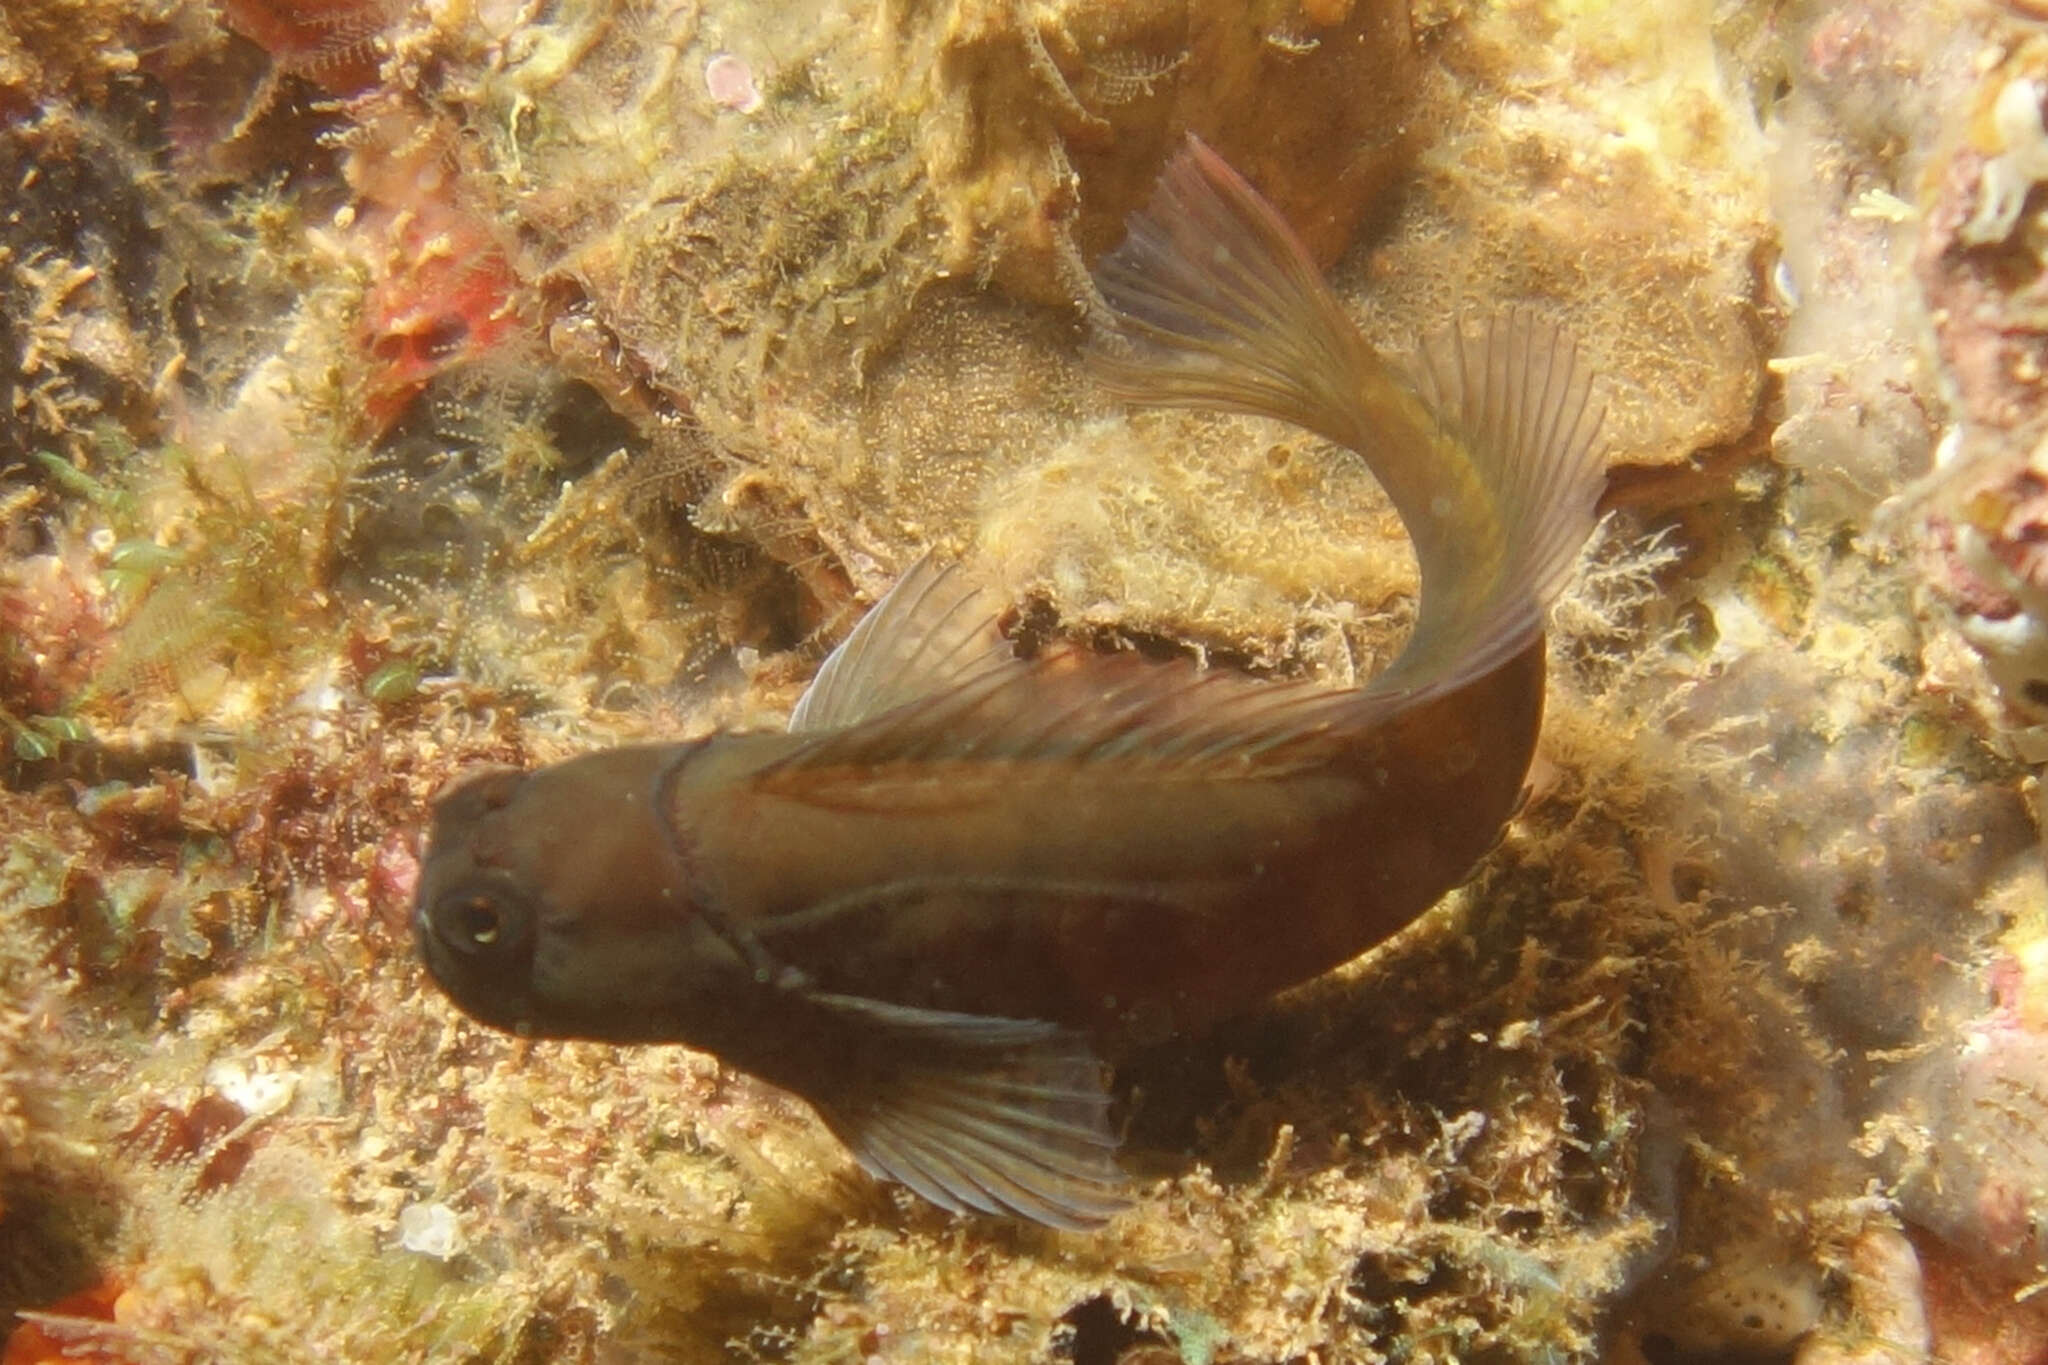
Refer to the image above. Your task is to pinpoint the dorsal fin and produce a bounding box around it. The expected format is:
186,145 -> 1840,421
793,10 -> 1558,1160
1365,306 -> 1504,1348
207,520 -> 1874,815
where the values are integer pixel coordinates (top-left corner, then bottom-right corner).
761,637 -> 1398,788
789,555 -> 1019,734
775,550 -> 1402,782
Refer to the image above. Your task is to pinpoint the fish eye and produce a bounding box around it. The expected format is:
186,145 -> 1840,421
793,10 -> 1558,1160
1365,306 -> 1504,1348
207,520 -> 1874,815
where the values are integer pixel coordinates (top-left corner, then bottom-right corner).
431,885 -> 530,957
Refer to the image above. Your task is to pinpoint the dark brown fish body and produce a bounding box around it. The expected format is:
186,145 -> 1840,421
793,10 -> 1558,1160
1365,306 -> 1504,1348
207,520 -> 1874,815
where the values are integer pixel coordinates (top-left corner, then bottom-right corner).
661,643 -> 1544,1048
419,644 -> 1536,1035
416,139 -> 1607,1228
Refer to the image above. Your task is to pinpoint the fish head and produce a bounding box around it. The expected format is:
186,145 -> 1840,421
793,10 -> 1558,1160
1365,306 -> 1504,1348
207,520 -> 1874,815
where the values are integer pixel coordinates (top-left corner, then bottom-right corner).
413,742 -> 745,1042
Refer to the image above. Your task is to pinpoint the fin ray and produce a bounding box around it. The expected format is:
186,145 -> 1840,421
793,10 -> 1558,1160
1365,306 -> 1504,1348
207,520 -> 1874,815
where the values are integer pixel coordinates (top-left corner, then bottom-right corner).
790,555 -> 1018,734
803,993 -> 1129,1229
1090,136 -> 1369,444
1398,310 -> 1608,691
1091,136 -> 1607,706
759,645 -> 1405,790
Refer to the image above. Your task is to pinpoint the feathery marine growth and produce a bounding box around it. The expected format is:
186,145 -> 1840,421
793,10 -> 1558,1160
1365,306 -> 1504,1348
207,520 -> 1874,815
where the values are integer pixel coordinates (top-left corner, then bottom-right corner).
412,137 -> 1608,1228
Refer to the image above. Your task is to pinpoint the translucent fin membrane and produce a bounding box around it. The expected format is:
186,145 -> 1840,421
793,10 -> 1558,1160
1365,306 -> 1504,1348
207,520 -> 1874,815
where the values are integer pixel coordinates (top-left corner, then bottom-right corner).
765,641 -> 1389,786
790,556 -> 1016,734
1090,137 -> 1370,442
1395,311 -> 1608,692
1090,135 -> 1607,704
808,993 -> 1129,1229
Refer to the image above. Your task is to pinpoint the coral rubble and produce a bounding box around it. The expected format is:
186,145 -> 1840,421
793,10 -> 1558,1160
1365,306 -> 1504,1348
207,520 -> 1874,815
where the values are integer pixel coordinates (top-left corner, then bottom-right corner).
0,0 -> 2042,1361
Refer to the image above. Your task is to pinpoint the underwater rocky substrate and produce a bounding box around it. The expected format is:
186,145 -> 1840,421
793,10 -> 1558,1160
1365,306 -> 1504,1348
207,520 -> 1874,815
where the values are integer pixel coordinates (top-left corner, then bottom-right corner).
0,0 -> 2045,1361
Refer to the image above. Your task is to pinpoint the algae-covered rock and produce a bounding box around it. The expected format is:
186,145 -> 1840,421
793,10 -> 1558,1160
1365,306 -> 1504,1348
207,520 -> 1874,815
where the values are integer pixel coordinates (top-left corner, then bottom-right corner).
0,0 -> 2042,1361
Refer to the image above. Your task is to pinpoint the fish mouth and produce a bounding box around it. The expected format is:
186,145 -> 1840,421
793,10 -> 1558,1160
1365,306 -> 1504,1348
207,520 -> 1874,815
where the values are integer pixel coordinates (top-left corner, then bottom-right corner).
414,928 -> 540,1034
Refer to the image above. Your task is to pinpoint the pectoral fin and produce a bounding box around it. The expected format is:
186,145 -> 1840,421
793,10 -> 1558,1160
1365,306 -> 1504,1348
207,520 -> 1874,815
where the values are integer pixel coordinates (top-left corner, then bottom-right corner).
803,992 -> 1129,1229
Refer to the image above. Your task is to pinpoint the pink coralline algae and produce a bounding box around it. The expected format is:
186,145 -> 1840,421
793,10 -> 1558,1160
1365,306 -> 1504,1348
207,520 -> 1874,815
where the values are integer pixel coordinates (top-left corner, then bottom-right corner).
705,53 -> 762,114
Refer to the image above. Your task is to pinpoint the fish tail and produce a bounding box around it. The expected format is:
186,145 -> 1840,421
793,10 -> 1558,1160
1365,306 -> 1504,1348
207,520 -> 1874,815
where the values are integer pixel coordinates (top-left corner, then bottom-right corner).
1091,136 -> 1608,698
1089,136 -> 1375,445
1400,310 -> 1608,687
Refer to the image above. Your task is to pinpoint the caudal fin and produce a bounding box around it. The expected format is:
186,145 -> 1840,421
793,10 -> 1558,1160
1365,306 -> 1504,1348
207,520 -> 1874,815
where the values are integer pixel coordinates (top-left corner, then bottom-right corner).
1089,137 -> 1371,443
1403,311 -> 1607,687
1090,137 -> 1608,701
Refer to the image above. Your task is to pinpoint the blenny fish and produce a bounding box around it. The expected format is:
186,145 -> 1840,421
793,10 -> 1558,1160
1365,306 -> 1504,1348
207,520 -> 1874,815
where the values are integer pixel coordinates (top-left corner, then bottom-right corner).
414,138 -> 1608,1229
